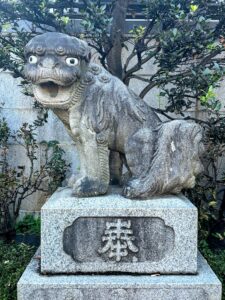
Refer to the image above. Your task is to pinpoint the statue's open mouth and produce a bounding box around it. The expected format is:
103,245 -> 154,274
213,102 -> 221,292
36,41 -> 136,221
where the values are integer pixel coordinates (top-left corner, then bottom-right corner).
39,81 -> 59,98
34,79 -> 74,108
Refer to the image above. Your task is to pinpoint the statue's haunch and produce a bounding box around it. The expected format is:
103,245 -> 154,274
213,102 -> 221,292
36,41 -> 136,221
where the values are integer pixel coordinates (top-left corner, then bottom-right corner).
24,32 -> 204,199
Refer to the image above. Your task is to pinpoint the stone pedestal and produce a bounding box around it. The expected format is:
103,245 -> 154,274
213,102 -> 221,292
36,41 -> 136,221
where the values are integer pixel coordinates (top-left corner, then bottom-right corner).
41,187 -> 198,274
17,188 -> 222,300
18,250 -> 221,300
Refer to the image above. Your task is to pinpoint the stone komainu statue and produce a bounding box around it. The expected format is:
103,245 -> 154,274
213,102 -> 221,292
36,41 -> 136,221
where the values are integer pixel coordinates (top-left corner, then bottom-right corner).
24,32 -> 204,199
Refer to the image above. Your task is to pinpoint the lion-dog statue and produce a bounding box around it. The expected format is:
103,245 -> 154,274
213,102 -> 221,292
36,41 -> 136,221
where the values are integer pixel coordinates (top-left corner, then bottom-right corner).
24,32 -> 204,199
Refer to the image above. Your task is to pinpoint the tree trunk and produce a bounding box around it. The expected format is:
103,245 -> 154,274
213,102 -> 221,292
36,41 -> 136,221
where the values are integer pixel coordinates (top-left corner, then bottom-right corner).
106,1 -> 130,182
107,0 -> 130,79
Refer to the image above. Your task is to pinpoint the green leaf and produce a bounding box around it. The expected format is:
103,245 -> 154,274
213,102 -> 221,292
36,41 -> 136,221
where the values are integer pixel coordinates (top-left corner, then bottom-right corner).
208,201 -> 217,207
190,4 -> 198,12
215,102 -> 222,111
2,23 -> 11,31
199,16 -> 205,23
60,16 -> 70,25
203,68 -> 212,76
172,28 -> 178,37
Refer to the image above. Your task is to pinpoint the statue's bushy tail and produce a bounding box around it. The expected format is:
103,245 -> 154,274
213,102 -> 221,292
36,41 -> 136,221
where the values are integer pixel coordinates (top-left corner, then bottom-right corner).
126,120 -> 204,199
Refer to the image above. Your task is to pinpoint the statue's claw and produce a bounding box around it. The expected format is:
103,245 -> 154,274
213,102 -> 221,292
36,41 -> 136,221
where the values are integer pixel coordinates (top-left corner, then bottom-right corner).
122,180 -> 140,199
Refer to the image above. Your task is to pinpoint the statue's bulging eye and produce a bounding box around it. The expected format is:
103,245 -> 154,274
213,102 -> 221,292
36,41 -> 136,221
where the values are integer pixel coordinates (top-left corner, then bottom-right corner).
28,55 -> 38,64
66,57 -> 79,66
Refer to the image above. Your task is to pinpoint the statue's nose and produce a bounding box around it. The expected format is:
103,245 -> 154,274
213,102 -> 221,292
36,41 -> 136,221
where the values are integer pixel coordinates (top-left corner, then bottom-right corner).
39,57 -> 58,68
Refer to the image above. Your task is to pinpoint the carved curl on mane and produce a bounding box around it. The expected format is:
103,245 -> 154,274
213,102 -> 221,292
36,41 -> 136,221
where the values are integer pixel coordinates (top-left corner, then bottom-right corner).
81,75 -> 152,133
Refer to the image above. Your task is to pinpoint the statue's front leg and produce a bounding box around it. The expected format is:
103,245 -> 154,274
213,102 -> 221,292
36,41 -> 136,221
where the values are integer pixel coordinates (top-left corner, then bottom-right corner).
67,141 -> 87,188
72,133 -> 110,197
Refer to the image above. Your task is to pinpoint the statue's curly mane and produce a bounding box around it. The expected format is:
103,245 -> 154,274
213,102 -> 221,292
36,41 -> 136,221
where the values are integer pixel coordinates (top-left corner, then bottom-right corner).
81,67 -> 156,133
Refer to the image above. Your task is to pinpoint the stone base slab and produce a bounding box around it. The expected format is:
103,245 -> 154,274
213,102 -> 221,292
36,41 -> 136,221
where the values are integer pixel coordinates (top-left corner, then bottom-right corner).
18,251 -> 221,300
41,187 -> 198,274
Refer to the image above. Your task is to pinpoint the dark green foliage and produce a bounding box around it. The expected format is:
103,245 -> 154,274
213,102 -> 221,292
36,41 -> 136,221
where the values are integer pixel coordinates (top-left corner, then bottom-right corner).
0,216 -> 40,299
0,241 -> 35,300
200,240 -> 225,299
15,215 -> 40,235
40,140 -> 69,193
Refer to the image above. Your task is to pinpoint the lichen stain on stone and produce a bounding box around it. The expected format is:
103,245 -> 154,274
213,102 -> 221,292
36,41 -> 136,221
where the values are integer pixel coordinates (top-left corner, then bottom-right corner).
171,140 -> 176,152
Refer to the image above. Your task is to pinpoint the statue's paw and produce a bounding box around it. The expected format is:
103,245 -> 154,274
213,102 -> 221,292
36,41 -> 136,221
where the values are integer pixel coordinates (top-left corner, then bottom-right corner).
72,177 -> 108,197
122,186 -> 139,198
122,179 -> 141,199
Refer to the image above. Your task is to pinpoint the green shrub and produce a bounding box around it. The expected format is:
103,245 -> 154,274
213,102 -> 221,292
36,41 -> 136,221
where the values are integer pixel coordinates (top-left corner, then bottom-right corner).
0,216 -> 40,299
15,215 -> 41,235
0,117 -> 69,236
200,240 -> 225,299
0,241 -> 35,300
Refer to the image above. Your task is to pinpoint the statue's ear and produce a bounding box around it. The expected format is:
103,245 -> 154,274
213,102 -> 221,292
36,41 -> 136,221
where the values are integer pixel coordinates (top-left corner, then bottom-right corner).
73,37 -> 91,63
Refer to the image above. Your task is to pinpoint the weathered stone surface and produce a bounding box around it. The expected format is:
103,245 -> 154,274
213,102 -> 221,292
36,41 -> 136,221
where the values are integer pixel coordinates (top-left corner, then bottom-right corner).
41,187 -> 197,274
24,32 -> 204,199
17,250 -> 222,300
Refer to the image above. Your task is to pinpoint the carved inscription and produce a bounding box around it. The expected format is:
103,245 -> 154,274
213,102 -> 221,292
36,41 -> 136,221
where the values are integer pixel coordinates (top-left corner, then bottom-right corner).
98,219 -> 139,262
63,217 -> 175,263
